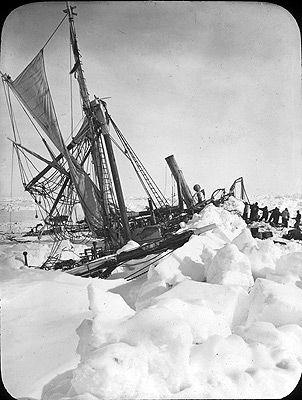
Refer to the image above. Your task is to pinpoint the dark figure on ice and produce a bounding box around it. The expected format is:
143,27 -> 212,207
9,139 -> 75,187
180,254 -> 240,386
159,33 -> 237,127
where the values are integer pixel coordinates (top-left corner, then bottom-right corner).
259,206 -> 269,222
294,210 -> 301,229
269,207 -> 281,226
242,202 -> 250,223
193,184 -> 205,204
249,202 -> 259,222
281,208 -> 290,228
282,227 -> 302,241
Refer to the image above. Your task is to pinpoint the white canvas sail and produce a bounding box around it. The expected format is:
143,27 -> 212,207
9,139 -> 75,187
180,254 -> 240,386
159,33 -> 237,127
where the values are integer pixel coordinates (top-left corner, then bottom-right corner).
9,50 -> 106,237
10,50 -> 66,154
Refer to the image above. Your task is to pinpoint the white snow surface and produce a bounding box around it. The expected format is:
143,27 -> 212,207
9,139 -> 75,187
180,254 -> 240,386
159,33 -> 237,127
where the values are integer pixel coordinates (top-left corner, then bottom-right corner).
1,195 -> 302,399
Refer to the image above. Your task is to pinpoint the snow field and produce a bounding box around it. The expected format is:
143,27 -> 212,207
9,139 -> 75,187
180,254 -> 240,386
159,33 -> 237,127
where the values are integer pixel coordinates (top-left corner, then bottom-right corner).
1,196 -> 302,399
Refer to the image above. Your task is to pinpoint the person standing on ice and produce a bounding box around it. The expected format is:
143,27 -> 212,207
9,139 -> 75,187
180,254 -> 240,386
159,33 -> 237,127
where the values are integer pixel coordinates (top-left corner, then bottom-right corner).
249,202 -> 259,222
193,184 -> 205,204
269,207 -> 281,226
293,210 -> 301,229
281,208 -> 290,227
259,205 -> 269,222
242,202 -> 250,223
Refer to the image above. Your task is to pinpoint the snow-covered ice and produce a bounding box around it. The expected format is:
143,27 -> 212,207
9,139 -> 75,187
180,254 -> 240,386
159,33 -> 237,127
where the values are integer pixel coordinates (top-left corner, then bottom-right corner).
1,195 -> 302,399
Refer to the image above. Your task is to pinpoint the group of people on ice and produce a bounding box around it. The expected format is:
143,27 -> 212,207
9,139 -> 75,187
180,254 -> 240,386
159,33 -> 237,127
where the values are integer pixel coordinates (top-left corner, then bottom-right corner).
242,202 -> 301,229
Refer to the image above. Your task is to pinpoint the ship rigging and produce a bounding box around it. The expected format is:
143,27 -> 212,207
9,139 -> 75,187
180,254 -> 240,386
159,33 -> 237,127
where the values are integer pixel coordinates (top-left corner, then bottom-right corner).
1,2 -> 250,277
1,3 -> 177,249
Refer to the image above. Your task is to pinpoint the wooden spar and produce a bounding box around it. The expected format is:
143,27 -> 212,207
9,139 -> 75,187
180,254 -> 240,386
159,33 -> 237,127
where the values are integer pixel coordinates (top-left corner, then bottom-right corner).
103,133 -> 132,242
88,110 -> 110,219
47,176 -> 70,219
8,138 -> 69,177
65,4 -> 131,243
65,3 -> 90,110
165,155 -> 193,209
176,175 -> 184,211
94,103 -> 132,242
25,131 -> 86,190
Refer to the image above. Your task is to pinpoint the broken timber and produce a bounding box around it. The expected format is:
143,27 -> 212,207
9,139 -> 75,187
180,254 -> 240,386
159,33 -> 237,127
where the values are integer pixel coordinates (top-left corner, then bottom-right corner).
165,155 -> 194,209
66,223 -> 217,278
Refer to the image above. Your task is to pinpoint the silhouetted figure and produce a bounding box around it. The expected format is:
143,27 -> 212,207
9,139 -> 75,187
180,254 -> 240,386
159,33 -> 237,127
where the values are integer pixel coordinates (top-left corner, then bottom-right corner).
294,210 -> 301,229
242,202 -> 250,223
282,228 -> 302,240
259,206 -> 269,222
281,208 -> 290,227
269,207 -> 281,225
193,184 -> 205,204
250,202 -> 259,222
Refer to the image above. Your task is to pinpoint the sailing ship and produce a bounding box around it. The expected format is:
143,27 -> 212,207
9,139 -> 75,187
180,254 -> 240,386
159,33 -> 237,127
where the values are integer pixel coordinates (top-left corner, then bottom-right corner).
1,4 -> 174,245
1,3 -> 250,276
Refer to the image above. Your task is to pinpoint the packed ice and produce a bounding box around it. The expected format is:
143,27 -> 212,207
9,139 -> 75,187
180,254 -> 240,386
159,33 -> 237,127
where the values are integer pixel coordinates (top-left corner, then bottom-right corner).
1,195 -> 302,399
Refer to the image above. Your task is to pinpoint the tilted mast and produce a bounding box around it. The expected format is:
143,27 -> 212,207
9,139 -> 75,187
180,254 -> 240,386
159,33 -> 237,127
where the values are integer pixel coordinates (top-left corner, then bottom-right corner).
65,2 -> 131,242
165,155 -> 194,209
64,3 -> 90,110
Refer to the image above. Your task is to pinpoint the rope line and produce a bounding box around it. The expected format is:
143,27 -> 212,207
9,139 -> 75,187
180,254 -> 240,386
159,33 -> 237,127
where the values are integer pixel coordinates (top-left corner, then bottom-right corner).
41,14 -> 67,50
121,251 -> 168,277
124,249 -> 174,281
69,35 -> 74,138
9,145 -> 14,232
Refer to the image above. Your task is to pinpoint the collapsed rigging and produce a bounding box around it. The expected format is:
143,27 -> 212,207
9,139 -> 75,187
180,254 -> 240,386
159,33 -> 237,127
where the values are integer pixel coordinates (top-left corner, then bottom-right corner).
1,2 -> 250,277
1,3 -> 175,248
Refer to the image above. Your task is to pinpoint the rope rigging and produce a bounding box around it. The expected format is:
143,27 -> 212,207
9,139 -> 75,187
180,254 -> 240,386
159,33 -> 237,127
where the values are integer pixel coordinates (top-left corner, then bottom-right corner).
9,144 -> 14,232
1,2 -> 181,247
124,249 -> 174,281
41,13 -> 68,51
100,105 -> 170,215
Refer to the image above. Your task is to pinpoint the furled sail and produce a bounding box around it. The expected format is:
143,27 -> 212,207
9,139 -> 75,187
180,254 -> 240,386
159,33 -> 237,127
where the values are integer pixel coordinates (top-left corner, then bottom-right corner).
9,50 -> 105,237
67,155 -> 106,237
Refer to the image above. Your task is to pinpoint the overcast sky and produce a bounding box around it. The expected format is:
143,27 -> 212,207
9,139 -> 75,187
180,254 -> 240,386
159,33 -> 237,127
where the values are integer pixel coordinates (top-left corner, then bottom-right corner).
0,1 -> 301,201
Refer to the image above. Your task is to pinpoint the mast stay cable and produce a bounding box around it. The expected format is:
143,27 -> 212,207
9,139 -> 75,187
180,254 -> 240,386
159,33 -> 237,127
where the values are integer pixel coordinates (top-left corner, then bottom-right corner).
41,14 -> 68,51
